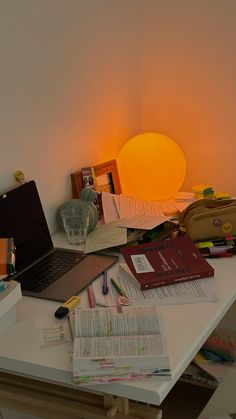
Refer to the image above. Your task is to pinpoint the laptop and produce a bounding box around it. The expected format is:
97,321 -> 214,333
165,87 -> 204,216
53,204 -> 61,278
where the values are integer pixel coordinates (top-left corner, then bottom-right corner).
0,180 -> 118,302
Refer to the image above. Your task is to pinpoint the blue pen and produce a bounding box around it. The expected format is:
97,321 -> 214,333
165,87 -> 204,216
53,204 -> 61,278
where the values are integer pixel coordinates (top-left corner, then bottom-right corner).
102,271 -> 109,295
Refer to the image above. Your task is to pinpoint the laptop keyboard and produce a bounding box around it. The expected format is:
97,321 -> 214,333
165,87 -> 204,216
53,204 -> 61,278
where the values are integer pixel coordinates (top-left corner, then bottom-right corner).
17,249 -> 85,293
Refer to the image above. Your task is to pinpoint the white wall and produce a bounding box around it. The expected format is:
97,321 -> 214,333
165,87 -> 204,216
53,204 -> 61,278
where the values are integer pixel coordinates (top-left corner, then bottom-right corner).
140,0 -> 236,195
0,0 -> 142,233
2,0 -> 236,234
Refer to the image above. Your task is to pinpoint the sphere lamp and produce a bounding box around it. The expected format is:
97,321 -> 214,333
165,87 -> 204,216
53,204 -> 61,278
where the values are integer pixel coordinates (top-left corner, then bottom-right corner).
117,132 -> 186,201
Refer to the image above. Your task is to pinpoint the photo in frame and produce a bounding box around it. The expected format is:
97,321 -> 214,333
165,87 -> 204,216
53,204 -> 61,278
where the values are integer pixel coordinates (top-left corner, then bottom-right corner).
71,159 -> 122,198
71,159 -> 122,218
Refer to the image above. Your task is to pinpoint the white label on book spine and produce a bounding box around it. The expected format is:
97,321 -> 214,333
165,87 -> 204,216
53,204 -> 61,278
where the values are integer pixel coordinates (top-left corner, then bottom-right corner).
131,254 -> 155,274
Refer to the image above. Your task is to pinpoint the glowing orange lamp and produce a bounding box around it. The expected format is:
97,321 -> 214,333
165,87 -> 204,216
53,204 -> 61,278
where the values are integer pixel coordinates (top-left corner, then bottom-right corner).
117,132 -> 186,201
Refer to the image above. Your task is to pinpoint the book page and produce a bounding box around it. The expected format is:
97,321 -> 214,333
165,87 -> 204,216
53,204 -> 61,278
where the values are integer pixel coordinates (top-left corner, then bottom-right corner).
73,334 -> 166,359
84,220 -> 127,253
74,306 -> 163,338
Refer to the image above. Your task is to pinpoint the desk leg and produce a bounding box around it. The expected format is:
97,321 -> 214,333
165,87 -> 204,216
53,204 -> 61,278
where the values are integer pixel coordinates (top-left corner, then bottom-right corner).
104,395 -> 162,418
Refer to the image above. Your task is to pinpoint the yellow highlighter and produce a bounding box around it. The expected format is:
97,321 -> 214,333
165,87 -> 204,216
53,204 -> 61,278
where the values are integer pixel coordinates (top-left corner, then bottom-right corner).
196,241 -> 214,249
54,296 -> 80,319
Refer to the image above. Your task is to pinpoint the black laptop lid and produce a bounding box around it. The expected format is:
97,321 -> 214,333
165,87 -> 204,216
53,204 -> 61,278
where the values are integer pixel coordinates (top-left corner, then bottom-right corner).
0,180 -> 53,272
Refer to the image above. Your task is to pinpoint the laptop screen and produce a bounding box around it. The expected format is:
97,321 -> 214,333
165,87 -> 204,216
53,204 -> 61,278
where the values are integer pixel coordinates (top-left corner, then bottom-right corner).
0,181 -> 53,272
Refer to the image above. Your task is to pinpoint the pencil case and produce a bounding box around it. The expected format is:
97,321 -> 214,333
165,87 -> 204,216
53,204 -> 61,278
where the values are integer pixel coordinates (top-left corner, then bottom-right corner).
178,199 -> 236,241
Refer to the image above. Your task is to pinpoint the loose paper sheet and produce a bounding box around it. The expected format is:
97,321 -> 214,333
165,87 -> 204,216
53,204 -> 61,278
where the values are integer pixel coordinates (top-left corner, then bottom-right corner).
113,195 -> 179,218
101,192 -> 192,225
118,214 -> 169,230
102,191 -> 119,223
92,272 -> 218,307
84,220 -> 127,253
35,315 -> 71,348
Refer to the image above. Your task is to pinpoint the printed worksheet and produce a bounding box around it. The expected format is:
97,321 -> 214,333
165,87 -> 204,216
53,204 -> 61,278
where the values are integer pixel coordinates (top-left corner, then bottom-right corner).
102,192 -> 192,224
113,195 -> 179,218
118,214 -> 169,230
92,273 -> 218,307
84,220 -> 127,253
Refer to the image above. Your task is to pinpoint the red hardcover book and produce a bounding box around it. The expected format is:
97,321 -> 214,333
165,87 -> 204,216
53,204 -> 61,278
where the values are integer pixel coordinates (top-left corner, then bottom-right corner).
121,236 -> 214,290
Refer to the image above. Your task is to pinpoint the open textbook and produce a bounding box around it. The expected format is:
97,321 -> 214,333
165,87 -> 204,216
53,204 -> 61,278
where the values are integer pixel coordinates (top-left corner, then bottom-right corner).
72,306 -> 170,384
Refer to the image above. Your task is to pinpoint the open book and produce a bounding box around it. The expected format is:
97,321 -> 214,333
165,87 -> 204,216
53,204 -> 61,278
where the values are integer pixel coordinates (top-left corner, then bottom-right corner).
72,305 -> 170,384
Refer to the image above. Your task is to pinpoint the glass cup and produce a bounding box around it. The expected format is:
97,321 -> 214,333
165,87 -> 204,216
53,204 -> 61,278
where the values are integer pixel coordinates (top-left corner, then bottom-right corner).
61,211 -> 89,246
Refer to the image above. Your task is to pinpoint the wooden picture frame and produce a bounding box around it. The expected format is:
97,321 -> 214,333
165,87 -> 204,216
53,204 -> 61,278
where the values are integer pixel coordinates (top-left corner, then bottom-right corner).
71,159 -> 122,198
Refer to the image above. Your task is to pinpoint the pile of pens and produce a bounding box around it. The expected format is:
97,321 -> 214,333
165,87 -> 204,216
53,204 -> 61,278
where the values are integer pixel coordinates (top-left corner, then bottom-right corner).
87,270 -> 129,308
196,236 -> 236,258
87,271 -> 109,308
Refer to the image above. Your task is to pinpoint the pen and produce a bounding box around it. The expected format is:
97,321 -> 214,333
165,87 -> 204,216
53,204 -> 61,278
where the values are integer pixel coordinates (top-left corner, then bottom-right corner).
212,240 -> 236,247
227,247 -> 236,254
110,278 -> 128,299
205,252 -> 234,258
54,295 -> 80,319
199,245 -> 233,255
87,285 -> 96,308
205,237 -> 236,246
102,270 -> 109,295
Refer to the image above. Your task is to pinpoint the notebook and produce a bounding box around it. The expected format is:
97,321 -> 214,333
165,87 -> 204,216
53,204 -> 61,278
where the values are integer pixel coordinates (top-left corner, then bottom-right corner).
0,181 -> 118,302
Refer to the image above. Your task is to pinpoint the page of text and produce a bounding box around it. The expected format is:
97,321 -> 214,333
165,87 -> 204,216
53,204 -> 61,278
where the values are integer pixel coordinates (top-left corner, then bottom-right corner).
74,306 -> 163,338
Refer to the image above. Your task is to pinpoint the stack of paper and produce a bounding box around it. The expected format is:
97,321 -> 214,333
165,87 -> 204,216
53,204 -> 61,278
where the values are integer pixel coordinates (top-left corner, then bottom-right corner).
102,191 -> 193,228
85,191 -> 194,254
72,305 -> 170,384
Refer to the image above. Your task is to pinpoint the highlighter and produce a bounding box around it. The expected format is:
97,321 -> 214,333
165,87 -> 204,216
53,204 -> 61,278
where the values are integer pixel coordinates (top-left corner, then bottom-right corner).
54,296 -> 80,319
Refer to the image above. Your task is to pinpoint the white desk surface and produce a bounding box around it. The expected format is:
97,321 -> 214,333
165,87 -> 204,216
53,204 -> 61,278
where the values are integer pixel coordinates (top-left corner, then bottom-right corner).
0,231 -> 236,406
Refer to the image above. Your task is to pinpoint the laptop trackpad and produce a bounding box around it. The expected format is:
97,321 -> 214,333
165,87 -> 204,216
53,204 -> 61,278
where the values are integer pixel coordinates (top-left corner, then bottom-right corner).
38,254 -> 118,302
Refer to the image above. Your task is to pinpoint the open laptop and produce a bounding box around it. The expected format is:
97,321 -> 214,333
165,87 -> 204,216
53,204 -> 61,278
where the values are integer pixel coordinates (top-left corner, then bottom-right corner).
0,180 -> 118,302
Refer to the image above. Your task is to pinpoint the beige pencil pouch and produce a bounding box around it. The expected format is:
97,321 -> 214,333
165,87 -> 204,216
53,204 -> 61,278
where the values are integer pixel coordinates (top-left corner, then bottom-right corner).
178,199 -> 236,241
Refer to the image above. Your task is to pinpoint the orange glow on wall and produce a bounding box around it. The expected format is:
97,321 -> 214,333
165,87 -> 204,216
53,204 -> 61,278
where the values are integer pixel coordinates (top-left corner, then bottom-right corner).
117,132 -> 186,201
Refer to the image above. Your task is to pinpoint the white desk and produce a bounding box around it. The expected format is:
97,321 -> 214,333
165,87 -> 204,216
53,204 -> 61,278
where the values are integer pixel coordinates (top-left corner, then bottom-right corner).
0,232 -> 236,410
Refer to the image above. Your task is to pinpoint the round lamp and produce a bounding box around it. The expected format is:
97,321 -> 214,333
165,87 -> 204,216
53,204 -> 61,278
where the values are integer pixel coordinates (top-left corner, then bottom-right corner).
117,132 -> 186,201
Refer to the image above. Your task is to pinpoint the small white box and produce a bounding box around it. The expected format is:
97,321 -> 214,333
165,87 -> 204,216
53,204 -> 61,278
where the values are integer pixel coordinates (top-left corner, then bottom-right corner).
0,281 -> 22,334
